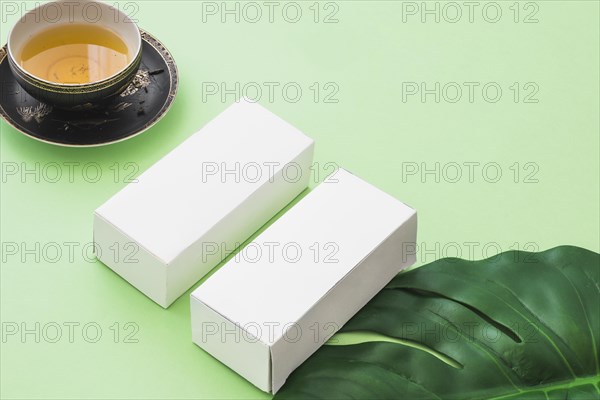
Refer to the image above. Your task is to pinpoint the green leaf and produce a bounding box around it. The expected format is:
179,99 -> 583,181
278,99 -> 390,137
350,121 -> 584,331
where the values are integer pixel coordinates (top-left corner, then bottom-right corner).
274,246 -> 600,400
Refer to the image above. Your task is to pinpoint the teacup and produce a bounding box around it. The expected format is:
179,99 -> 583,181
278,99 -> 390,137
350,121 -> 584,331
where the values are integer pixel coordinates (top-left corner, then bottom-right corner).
7,0 -> 142,109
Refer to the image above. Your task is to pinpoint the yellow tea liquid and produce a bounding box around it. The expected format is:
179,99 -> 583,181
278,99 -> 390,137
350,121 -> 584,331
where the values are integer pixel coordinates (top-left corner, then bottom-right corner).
19,24 -> 130,84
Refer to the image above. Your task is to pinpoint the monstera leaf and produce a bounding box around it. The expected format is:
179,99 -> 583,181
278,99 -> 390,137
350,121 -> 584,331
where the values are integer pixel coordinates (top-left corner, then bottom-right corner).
275,246 -> 600,399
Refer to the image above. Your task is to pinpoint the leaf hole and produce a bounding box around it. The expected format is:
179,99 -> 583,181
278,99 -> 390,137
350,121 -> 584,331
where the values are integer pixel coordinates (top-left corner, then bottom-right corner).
403,288 -> 523,344
327,331 -> 464,370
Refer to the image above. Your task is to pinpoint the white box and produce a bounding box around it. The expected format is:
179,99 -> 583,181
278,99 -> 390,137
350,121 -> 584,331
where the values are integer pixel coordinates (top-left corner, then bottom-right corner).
94,99 -> 314,308
191,168 -> 417,393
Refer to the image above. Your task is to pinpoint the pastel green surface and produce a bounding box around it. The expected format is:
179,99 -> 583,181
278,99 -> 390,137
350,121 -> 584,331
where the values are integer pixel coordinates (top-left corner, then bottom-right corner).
1,1 -> 598,399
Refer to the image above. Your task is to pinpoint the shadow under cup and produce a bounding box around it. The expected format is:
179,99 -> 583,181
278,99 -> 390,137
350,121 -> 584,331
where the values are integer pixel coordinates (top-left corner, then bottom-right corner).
6,0 -> 142,109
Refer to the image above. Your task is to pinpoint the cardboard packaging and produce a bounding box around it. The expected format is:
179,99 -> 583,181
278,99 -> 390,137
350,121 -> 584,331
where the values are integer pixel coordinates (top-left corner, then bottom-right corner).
93,99 -> 314,308
191,168 -> 417,393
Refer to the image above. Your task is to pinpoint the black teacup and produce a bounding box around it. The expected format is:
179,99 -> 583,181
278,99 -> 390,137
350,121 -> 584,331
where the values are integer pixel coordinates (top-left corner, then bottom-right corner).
6,0 -> 142,109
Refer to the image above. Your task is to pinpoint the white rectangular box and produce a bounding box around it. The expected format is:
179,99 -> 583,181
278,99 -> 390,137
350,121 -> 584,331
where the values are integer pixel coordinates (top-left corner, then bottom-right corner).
191,168 -> 417,393
94,99 -> 314,308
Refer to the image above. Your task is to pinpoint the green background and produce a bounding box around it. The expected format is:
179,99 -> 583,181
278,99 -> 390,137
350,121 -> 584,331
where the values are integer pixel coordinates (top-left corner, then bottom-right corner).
1,1 -> 598,398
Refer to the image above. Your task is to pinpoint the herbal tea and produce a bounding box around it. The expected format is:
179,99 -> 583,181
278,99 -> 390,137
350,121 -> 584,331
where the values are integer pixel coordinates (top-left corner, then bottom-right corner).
19,24 -> 130,84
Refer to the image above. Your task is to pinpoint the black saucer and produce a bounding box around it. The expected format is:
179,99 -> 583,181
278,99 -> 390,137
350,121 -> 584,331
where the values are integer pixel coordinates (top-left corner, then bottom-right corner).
0,30 -> 178,146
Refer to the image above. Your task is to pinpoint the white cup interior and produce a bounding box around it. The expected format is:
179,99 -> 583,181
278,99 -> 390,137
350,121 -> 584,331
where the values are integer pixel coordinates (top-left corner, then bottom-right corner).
8,0 -> 141,84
